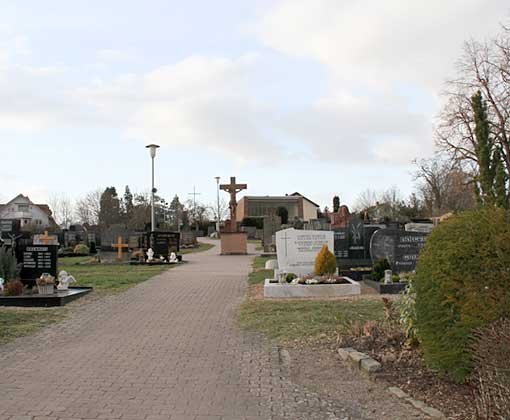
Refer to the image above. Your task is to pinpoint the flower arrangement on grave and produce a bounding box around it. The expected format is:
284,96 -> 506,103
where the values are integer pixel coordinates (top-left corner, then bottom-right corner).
285,245 -> 348,285
36,273 -> 55,295
3,279 -> 24,296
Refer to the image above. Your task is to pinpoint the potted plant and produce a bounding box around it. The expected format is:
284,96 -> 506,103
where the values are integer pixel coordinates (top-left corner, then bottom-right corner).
36,273 -> 55,295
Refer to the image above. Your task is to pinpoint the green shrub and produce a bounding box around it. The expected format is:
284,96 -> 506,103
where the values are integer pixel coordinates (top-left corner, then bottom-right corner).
73,244 -> 90,255
0,246 -> 17,280
314,244 -> 336,276
371,258 -> 391,282
415,208 -> 510,382
285,273 -> 297,283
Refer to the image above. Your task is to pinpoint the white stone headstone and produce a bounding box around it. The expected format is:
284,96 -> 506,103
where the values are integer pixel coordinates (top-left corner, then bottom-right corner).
275,228 -> 334,276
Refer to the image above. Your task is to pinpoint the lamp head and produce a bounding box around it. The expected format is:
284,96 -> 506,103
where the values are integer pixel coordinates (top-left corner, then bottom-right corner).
146,144 -> 160,159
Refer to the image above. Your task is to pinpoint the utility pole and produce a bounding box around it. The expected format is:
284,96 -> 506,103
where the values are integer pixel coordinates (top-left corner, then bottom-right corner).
214,176 -> 220,233
188,186 -> 201,231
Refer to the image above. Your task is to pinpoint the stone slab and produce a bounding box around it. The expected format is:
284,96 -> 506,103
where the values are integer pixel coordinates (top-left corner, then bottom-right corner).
360,357 -> 382,373
264,277 -> 361,298
337,347 -> 355,361
348,351 -> 370,365
265,259 -> 278,270
0,287 -> 92,307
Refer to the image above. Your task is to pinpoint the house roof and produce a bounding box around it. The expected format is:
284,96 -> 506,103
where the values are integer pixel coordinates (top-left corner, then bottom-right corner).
240,193 -> 320,208
289,192 -> 320,208
0,194 -> 56,221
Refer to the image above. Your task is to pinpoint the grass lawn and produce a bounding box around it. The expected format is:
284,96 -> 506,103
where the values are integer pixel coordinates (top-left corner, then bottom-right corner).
240,256 -> 384,346
181,242 -> 215,254
0,307 -> 65,345
59,257 -> 171,294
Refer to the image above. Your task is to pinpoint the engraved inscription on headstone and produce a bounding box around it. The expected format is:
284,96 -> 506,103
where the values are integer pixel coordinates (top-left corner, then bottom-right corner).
149,231 -> 180,257
20,245 -> 58,280
276,228 -> 334,276
370,229 -> 428,273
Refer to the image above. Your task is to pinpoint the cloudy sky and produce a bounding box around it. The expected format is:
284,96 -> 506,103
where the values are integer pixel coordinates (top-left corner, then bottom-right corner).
0,0 -> 508,210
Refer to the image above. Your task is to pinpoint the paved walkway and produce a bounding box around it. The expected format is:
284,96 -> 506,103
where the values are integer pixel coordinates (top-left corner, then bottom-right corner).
0,241 -> 421,420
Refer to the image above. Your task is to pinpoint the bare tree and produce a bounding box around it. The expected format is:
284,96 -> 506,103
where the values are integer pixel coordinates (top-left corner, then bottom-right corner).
75,189 -> 102,225
437,26 -> 510,179
353,189 -> 379,212
413,157 -> 476,216
49,193 -> 74,229
207,198 -> 229,222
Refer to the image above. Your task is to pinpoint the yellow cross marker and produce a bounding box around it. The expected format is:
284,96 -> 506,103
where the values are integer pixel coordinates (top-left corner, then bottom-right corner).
39,231 -> 53,245
111,236 -> 129,261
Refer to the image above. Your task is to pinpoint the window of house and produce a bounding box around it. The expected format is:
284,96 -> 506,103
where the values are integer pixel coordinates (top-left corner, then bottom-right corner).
17,203 -> 29,211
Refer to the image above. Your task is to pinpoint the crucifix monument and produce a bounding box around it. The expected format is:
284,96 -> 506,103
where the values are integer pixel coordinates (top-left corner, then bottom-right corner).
220,176 -> 247,233
219,176 -> 248,255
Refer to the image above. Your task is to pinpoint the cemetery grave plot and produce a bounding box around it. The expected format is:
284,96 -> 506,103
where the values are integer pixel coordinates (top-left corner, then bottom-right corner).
0,243 -> 92,307
242,256 -> 384,341
264,228 -> 361,298
128,231 -> 183,265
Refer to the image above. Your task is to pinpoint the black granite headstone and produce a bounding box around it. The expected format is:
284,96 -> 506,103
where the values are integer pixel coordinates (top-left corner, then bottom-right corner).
149,231 -> 180,257
370,229 -> 428,273
19,245 -> 58,280
334,221 -> 384,267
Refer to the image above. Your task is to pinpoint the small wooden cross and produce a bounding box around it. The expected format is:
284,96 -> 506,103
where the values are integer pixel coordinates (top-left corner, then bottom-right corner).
111,236 -> 129,261
39,231 -> 53,245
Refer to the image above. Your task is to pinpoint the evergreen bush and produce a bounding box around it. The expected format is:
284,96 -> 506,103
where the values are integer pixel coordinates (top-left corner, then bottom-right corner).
314,244 -> 337,276
371,258 -> 391,282
0,246 -> 17,280
414,208 -> 510,382
73,244 -> 90,255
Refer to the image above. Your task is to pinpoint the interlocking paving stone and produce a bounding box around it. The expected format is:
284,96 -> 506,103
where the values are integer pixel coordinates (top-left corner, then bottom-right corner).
0,241 -> 422,419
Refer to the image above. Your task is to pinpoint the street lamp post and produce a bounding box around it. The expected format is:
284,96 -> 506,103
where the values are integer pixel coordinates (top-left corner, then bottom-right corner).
214,176 -> 221,233
146,144 -> 160,232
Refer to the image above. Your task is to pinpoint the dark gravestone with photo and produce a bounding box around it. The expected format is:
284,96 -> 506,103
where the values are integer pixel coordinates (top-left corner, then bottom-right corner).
334,216 -> 384,267
149,231 -> 180,258
19,245 -> 58,283
370,229 -> 428,273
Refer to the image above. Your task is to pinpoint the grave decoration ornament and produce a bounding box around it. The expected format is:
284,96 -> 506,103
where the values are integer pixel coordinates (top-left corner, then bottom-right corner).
36,273 -> 55,295
147,248 -> 154,262
57,271 -> 76,291
0,278 -> 4,293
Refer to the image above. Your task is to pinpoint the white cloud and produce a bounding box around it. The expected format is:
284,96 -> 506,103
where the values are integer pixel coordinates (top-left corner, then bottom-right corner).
72,54 -> 284,163
256,0 -> 508,90
251,0 -> 509,164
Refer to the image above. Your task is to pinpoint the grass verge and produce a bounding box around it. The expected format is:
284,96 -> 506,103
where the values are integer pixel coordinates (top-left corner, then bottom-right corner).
0,307 -> 65,345
240,256 -> 384,346
181,242 -> 215,254
59,257 -> 171,294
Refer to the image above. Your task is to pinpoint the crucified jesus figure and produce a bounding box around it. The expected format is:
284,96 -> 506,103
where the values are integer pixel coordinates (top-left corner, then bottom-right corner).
220,176 -> 247,232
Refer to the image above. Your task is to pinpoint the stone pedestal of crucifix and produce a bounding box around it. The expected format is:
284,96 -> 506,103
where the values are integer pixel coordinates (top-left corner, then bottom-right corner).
219,176 -> 248,255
